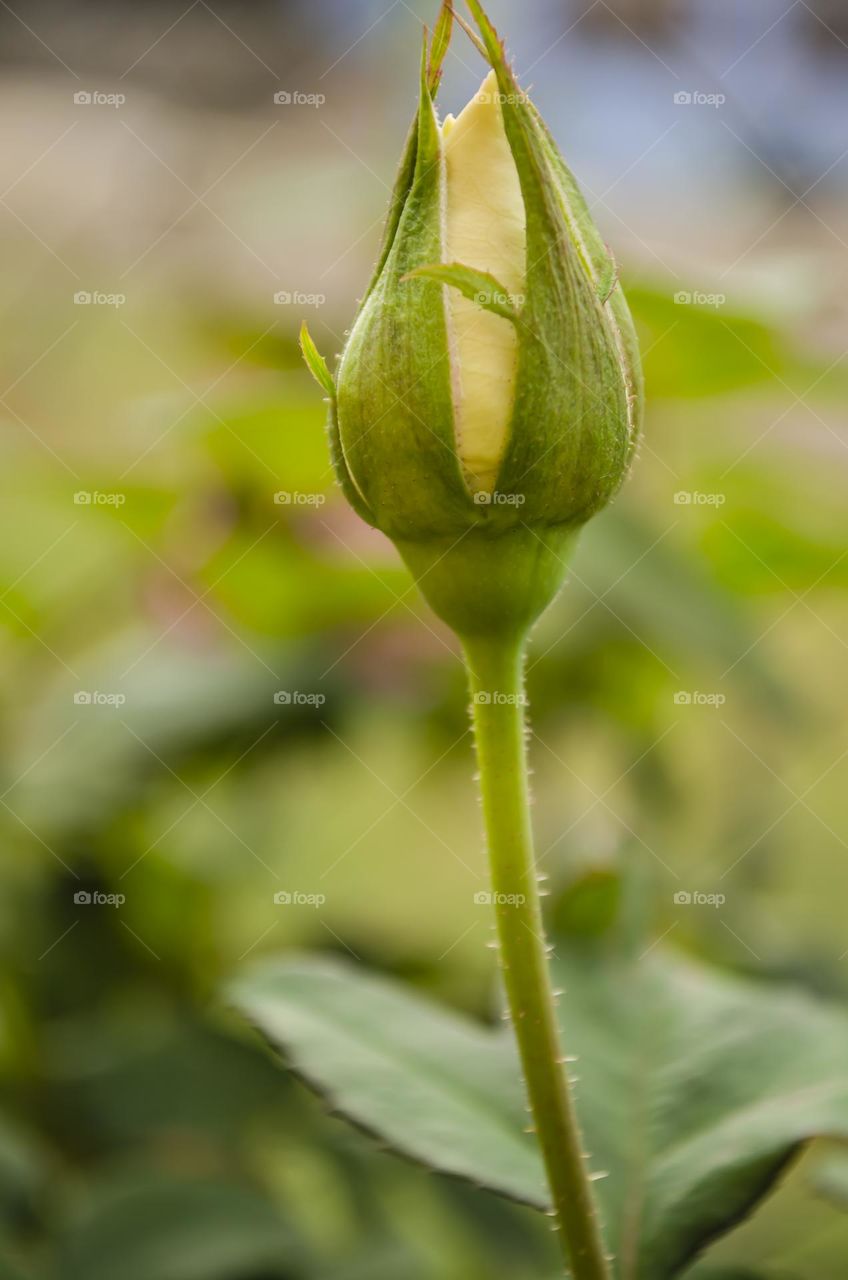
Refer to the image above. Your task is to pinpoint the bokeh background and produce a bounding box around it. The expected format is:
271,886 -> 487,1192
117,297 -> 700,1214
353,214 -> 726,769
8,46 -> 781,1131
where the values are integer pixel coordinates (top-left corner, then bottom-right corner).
2,0 -> 848,1276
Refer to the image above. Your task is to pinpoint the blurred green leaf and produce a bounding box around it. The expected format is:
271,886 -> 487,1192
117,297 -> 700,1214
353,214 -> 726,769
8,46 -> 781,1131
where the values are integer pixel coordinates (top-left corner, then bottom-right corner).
570,510 -> 791,713
44,1019 -> 287,1150
810,1150 -> 848,1209
0,1117 -> 46,1226
0,1248 -> 34,1280
228,940 -> 848,1279
628,287 -> 800,401
227,954 -> 546,1209
682,1268 -> 791,1279
55,1175 -> 304,1280
547,937 -> 848,1276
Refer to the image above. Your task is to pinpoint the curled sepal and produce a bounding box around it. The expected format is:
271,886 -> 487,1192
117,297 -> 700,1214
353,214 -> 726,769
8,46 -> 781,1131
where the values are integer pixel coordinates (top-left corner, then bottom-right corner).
299,322 -> 336,398
403,262 -> 521,323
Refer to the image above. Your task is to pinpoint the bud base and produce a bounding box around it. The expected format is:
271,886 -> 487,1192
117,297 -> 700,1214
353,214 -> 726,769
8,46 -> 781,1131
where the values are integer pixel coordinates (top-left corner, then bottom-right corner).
395,524 -> 578,641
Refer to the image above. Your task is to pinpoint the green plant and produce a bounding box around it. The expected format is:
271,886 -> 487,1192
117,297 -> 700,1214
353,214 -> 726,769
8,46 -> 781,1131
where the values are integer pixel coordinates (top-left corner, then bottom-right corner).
228,4 -> 848,1278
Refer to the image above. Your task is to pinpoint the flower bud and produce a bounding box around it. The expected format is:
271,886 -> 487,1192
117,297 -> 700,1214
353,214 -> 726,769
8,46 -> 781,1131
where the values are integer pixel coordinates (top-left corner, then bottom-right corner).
301,0 -> 642,641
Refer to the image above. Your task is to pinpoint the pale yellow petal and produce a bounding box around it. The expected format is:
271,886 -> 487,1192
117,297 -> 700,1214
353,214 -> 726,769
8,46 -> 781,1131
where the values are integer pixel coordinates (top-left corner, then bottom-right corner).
441,70 -> 526,492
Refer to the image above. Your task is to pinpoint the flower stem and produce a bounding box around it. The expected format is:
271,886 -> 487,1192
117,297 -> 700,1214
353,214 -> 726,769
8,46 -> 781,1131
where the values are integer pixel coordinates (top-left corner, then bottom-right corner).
464,633 -> 610,1280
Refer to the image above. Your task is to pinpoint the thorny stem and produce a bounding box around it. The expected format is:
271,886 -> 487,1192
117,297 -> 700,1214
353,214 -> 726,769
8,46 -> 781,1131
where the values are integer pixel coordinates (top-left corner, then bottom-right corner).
464,634 -> 611,1280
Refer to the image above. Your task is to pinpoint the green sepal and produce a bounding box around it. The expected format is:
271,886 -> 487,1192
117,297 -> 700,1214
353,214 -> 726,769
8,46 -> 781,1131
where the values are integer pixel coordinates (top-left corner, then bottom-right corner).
464,0 -> 638,526
403,262 -> 521,323
427,1 -> 453,94
298,322 -> 336,398
334,32 -> 476,541
354,4 -> 453,322
356,118 -> 418,322
300,325 -> 374,522
327,397 -> 375,526
526,100 -> 643,458
451,7 -> 488,59
596,246 -> 619,306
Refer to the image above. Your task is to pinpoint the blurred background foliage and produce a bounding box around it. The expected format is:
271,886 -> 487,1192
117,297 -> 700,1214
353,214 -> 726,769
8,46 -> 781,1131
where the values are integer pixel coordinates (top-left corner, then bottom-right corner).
1,0 -> 847,1276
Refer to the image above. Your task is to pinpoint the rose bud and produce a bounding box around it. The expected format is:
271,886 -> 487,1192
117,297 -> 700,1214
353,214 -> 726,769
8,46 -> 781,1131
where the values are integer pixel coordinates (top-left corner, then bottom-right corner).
301,0 -> 642,642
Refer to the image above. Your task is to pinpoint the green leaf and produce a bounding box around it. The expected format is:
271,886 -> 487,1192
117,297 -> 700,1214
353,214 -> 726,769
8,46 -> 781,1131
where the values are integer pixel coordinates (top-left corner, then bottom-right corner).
547,939 -> 848,1277
403,263 -> 521,323
227,953 -> 547,1209
299,323 -> 335,399
228,942 -> 848,1279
